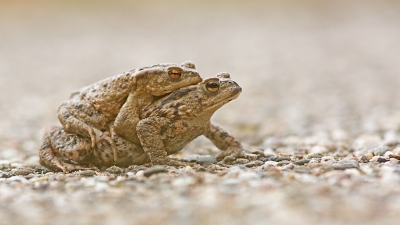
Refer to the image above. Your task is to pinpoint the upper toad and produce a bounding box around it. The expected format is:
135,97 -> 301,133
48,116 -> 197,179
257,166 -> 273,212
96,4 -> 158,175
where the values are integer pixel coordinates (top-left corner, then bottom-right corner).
57,62 -> 202,162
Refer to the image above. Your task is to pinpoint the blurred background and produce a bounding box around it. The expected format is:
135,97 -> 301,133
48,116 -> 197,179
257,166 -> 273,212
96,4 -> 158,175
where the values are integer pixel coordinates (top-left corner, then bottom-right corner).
1,0 -> 400,157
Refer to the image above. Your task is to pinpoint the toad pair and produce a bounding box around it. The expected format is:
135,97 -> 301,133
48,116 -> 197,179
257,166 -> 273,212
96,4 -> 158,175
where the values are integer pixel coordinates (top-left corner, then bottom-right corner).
39,62 -> 248,172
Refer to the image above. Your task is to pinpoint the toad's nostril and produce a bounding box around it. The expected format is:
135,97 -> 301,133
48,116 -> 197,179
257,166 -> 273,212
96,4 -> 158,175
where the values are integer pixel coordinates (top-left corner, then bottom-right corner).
228,80 -> 237,85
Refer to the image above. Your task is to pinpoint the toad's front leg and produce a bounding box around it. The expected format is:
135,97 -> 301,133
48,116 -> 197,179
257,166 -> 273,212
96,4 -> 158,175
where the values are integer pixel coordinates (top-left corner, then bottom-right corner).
136,117 -> 188,167
114,92 -> 152,145
204,123 -> 255,161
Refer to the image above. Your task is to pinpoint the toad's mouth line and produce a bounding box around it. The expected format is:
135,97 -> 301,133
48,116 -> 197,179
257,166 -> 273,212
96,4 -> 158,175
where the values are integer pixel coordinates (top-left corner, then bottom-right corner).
153,93 -> 170,101
200,92 -> 241,112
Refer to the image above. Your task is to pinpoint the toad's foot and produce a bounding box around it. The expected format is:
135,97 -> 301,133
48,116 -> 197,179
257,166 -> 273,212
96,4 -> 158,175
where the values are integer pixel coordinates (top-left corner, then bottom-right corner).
91,128 -> 118,163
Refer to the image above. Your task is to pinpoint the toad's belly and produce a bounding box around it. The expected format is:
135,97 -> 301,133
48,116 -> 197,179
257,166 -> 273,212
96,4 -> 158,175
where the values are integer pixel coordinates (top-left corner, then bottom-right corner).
162,125 -> 206,155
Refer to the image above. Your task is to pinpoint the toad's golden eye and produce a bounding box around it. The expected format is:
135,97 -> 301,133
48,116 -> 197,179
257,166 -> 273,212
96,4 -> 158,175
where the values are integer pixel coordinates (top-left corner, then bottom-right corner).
168,69 -> 182,81
206,81 -> 220,93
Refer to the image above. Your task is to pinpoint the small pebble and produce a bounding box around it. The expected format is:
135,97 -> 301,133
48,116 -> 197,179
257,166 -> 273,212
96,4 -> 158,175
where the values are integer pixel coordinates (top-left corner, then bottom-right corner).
309,158 -> 321,163
195,166 -> 207,172
126,172 -> 135,178
143,166 -> 168,177
223,156 -> 235,163
359,155 -> 369,163
244,160 -> 264,168
370,156 -> 381,162
332,160 -> 359,170
392,147 -> 400,155
184,166 -> 195,173
377,158 -> 389,163
135,170 -> 145,179
263,155 -> 278,161
29,176 -> 48,183
105,165 -> 124,174
389,154 -> 400,160
195,156 -> 217,164
234,158 -> 250,164
282,163 -> 295,170
321,156 -> 335,164
365,153 -> 374,160
375,147 -> 391,156
10,168 -> 34,176
76,170 -> 96,176
275,156 -> 291,162
113,176 -> 126,184
384,151 -> 394,158
206,165 -> 218,173
294,159 -> 310,165
263,161 -> 278,167
277,160 -> 290,166
0,172 -> 11,178
249,150 -> 265,157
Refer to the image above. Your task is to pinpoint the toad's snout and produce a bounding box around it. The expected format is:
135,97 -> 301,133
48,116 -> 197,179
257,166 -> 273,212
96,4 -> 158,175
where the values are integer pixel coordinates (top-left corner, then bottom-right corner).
228,80 -> 242,92
228,81 -> 242,96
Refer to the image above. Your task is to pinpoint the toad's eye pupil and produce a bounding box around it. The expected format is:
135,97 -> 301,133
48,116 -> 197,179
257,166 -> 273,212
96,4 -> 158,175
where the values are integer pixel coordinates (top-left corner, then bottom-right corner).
168,70 -> 182,80
208,83 -> 218,88
206,82 -> 219,92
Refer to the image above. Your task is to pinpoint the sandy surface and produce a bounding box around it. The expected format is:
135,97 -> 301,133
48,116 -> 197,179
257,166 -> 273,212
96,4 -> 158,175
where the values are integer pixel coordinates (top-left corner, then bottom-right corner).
1,0 -> 400,224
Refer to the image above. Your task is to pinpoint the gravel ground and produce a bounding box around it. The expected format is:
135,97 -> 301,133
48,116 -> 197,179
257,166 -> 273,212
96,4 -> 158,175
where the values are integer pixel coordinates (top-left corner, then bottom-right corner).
1,0 -> 400,224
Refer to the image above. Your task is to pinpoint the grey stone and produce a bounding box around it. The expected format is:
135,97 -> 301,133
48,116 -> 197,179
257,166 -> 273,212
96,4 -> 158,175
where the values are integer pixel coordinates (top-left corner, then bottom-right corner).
377,157 -> 389,163
332,160 -> 359,170
143,166 -> 168,177
194,156 -> 217,164
275,156 -> 291,162
294,159 -> 311,165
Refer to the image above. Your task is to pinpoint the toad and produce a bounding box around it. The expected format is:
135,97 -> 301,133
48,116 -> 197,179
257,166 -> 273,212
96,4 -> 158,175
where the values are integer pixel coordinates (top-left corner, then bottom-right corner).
56,62 -> 201,162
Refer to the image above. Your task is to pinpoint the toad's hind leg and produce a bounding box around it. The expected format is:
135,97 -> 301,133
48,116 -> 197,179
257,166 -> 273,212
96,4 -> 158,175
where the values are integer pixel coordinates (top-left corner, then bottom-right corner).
39,132 -> 67,172
39,146 -> 98,173
57,100 -> 118,162
39,127 -> 99,173
58,100 -> 103,147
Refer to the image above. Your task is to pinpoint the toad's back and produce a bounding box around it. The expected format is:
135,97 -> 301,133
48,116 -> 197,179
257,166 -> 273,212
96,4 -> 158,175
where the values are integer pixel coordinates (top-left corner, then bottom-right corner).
73,72 -> 136,119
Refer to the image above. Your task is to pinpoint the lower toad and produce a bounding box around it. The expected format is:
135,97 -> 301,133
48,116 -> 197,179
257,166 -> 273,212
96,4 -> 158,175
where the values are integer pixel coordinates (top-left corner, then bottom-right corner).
39,73 -> 247,172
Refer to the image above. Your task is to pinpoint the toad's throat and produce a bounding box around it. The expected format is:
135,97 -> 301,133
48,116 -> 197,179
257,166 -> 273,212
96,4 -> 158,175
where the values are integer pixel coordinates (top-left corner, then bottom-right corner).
198,92 -> 241,115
